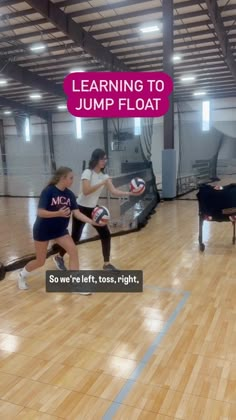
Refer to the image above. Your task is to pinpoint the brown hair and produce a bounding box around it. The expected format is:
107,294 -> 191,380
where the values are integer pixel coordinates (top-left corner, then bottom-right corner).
47,167 -> 73,186
89,148 -> 106,172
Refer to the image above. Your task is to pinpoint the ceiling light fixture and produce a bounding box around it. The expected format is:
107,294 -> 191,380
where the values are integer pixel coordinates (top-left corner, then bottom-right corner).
29,93 -> 42,99
193,91 -> 206,96
30,44 -> 46,51
140,25 -> 159,33
69,68 -> 85,73
181,75 -> 196,82
173,55 -> 182,61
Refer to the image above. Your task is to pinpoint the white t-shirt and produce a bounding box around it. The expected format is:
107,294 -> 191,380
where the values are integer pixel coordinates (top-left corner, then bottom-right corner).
77,169 -> 109,208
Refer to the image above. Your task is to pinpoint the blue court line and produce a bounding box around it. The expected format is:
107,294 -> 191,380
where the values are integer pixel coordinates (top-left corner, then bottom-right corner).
102,286 -> 190,420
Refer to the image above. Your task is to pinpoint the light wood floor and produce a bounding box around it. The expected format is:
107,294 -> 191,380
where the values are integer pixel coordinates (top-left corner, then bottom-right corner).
1,197 -> 236,419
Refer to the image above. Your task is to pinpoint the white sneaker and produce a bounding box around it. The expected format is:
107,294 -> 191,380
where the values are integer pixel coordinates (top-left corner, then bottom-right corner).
18,271 -> 29,290
79,292 -> 92,295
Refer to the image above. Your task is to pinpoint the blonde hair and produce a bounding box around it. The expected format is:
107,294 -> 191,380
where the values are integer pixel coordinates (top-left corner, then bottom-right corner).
48,167 -> 73,186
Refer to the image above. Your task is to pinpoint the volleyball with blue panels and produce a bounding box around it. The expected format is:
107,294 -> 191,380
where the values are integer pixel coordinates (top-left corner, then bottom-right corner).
92,206 -> 110,224
130,177 -> 146,194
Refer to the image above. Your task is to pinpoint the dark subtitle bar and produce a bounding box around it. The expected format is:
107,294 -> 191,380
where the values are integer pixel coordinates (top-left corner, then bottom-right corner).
46,270 -> 143,293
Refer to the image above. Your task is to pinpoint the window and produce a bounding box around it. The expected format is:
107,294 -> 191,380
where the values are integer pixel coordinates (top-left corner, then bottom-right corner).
202,100 -> 210,131
134,118 -> 141,135
75,117 -> 82,139
25,117 -> 31,142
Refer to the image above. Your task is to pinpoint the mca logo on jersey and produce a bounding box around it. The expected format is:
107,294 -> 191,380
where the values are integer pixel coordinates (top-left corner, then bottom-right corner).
51,196 -> 71,207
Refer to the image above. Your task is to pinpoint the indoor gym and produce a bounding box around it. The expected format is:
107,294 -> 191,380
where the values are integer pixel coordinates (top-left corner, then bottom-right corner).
0,0 -> 236,419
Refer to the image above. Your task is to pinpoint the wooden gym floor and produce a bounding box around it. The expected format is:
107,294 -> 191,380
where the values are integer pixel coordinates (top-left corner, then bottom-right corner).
0,189 -> 236,418
0,196 -> 139,266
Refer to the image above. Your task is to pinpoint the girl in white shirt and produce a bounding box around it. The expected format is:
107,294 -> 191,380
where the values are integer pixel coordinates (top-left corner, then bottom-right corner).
54,148 -> 141,271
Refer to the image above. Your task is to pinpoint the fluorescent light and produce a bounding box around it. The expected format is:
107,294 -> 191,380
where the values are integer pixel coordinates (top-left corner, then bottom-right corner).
69,68 -> 85,73
181,75 -> 196,82
134,118 -> 141,135
75,117 -> 82,139
30,44 -> 46,51
140,25 -> 159,33
193,91 -> 206,96
25,117 -> 30,142
0,80 -> 7,85
57,104 -> 67,110
173,55 -> 182,61
29,93 -> 42,99
4,110 -> 11,114
202,100 -> 210,131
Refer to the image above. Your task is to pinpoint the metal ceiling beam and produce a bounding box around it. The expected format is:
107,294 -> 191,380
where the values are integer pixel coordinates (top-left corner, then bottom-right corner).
205,0 -> 236,81
0,95 -> 49,119
24,55 -> 90,70
0,0 -> 21,6
69,0 -> 158,18
77,6 -> 213,28
1,2 -> 234,33
110,33 -> 236,52
56,0 -> 89,6
24,0 -> 130,71
124,51 -> 225,65
174,66 -> 230,75
2,20 -> 233,59
131,62 -> 228,72
98,23 -> 234,45
0,0 -> 205,21
0,28 -> 60,45
128,56 -> 228,67
56,0 -> 205,9
30,62 -> 99,75
68,0 -> 207,18
30,66 -> 99,77
175,80 -> 236,89
0,58 -> 65,97
175,77 -> 234,86
0,9 -> 226,39
0,9 -> 36,19
0,39 -> 74,56
1,17 -> 234,58
175,91 -> 236,101
0,19 -> 47,33
49,69 -> 231,82
102,26 -> 235,50
118,45 -> 220,59
176,86 -> 236,95
120,39 -> 233,58
81,9 -> 158,28
90,13 -> 235,37
71,4 -> 236,23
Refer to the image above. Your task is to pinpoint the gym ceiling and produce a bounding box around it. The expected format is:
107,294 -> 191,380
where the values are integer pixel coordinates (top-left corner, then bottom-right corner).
0,0 -> 235,118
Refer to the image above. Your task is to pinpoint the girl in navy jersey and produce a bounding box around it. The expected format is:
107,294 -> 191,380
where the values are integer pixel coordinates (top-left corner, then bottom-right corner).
54,149 -> 142,271
18,167 -> 98,293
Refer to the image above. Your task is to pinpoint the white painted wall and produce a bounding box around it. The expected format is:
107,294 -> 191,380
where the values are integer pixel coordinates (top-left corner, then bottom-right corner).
1,97 -> 235,195
0,113 -> 143,195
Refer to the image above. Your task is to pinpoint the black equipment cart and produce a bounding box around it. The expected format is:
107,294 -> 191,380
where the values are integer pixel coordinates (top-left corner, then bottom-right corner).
197,184 -> 236,252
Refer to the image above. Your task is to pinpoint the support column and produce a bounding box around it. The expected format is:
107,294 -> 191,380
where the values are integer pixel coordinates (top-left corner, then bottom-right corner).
0,119 -> 7,176
0,119 -> 7,276
103,118 -> 109,158
47,115 -> 56,172
162,0 -> 176,199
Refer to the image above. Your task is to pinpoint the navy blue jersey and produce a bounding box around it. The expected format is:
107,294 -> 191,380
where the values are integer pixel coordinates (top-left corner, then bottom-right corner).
33,185 -> 78,241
